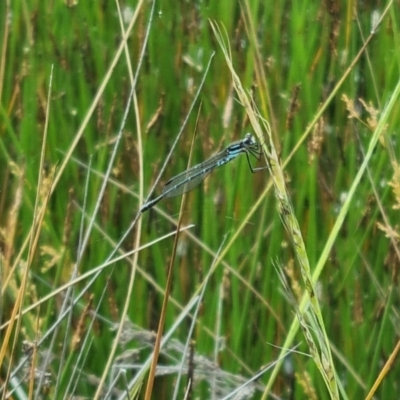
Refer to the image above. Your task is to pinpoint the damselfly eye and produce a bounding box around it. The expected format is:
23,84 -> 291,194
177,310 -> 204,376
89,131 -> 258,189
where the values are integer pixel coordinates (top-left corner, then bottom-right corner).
243,133 -> 256,145
248,135 -> 257,145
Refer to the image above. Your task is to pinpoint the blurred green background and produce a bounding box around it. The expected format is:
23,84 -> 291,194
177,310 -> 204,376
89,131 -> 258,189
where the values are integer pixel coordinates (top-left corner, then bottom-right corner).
1,1 -> 399,399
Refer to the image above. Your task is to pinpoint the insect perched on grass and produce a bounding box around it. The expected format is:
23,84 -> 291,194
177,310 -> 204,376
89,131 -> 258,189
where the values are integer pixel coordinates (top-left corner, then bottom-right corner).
140,133 -> 266,212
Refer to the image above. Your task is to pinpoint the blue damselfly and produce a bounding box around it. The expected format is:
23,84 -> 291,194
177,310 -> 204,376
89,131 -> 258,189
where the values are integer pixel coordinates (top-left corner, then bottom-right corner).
140,133 -> 266,213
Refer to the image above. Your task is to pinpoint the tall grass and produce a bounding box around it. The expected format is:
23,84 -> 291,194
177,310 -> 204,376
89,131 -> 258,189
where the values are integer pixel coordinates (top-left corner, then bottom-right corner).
1,1 -> 400,399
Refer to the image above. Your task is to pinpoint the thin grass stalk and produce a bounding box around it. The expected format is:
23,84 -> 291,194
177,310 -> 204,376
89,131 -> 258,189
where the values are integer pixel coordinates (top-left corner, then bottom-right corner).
210,21 -> 340,399
119,295 -> 201,399
365,338 -> 400,400
93,2 -> 155,395
265,72 -> 400,400
0,66 -> 54,395
144,104 -> 201,400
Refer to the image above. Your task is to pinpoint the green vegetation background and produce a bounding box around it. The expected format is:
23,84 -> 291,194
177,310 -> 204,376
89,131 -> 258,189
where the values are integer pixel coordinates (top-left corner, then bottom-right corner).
1,1 -> 399,399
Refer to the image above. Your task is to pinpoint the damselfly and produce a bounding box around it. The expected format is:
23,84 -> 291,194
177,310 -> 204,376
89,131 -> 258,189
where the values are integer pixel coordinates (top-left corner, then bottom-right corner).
140,133 -> 266,213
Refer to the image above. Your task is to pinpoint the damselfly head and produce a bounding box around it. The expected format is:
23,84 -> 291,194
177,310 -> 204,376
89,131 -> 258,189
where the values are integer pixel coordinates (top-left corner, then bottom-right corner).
244,133 -> 257,146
